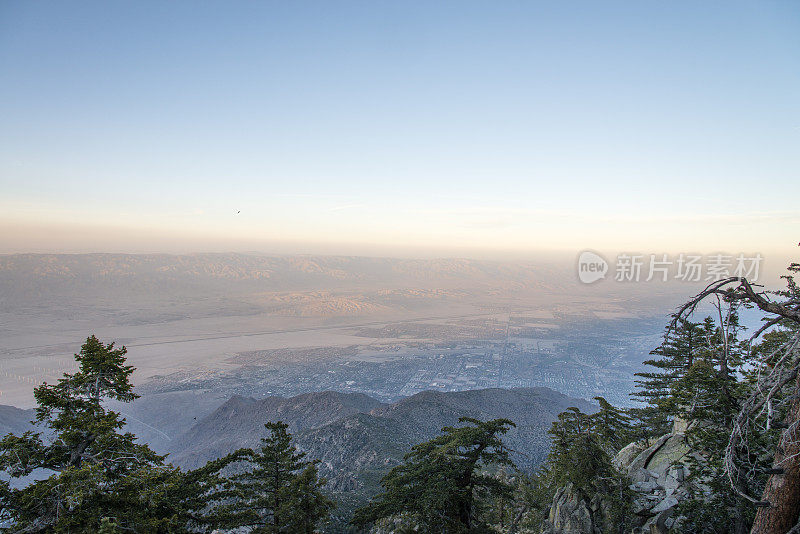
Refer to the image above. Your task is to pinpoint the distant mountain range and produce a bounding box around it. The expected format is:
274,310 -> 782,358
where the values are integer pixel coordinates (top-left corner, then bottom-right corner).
0,253 -> 575,327
0,253 -> 568,295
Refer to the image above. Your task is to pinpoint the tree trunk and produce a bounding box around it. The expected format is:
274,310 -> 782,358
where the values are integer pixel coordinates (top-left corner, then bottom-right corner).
751,378 -> 800,534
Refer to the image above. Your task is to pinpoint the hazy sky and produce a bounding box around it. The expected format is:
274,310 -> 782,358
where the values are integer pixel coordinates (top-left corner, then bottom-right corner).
1,1 -> 798,258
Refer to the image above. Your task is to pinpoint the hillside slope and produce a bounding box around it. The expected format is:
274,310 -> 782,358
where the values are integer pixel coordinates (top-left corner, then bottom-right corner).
168,391 -> 384,469
0,405 -> 35,437
167,387 -> 595,496
298,388 -> 595,492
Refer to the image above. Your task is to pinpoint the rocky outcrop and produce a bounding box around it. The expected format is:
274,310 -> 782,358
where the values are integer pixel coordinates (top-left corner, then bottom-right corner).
541,484 -> 602,534
624,432 -> 691,533
543,428 -> 692,534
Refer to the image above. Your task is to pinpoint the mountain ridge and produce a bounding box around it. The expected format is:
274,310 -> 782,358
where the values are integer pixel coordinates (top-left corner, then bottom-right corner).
165,387 -> 597,497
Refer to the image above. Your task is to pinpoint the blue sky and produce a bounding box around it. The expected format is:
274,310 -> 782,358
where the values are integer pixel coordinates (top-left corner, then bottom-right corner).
1,1 -> 798,257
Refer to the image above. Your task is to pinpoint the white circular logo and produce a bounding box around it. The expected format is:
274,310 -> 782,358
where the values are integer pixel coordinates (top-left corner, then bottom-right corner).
577,250 -> 608,284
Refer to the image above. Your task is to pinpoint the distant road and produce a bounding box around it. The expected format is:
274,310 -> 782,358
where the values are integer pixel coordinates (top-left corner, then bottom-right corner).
5,311 -> 513,352
125,311 -> 508,347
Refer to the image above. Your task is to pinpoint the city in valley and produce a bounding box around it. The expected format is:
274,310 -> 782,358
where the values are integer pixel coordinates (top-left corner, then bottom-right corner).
1,253 -> 676,411
141,313 -> 661,409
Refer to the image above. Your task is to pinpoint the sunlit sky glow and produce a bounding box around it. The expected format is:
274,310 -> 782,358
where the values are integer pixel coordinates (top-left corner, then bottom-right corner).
1,1 -> 798,258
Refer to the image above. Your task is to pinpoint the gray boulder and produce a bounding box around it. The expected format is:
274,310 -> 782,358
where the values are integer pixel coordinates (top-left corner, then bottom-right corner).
541,483 -> 596,534
540,426 -> 694,534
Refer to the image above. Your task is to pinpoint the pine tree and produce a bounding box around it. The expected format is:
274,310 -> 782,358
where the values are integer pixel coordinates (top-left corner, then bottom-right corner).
630,317 -> 708,440
591,396 -> 633,452
98,517 -> 123,534
528,405 -> 634,534
0,335 -> 189,532
285,463 -> 335,533
203,421 -> 333,533
351,417 -> 516,533
544,407 -> 626,494
670,308 -> 755,533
